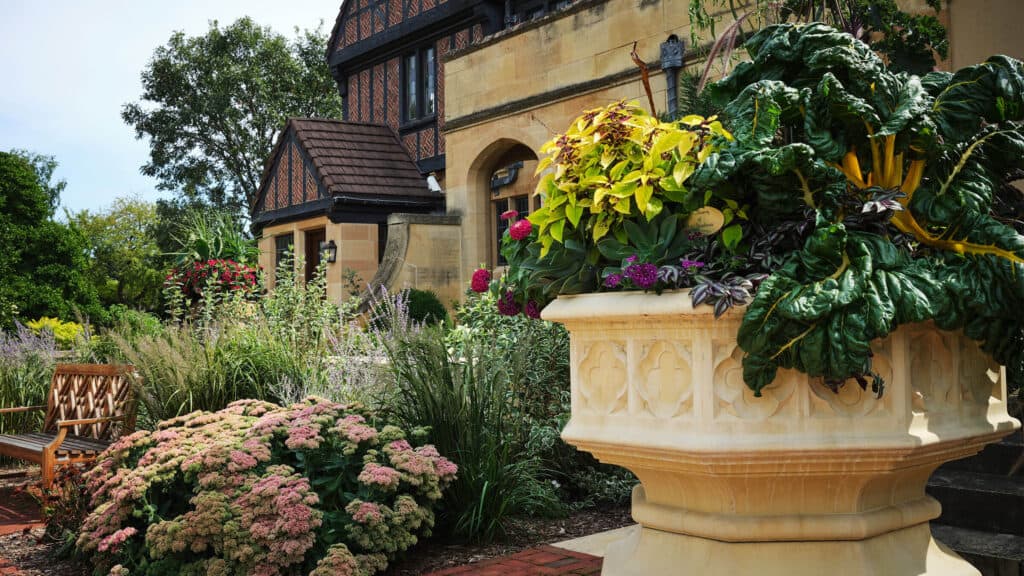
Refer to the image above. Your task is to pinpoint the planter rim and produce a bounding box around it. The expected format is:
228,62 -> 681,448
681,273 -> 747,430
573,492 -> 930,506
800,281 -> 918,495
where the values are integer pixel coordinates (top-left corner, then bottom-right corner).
541,289 -> 745,323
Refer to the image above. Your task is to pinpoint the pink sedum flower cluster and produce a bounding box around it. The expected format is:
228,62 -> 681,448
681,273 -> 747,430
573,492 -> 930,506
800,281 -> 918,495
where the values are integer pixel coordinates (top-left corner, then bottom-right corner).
77,397 -> 457,576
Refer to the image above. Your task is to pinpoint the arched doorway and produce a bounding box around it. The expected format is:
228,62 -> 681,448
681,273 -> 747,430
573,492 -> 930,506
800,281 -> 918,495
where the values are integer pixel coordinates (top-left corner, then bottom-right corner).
465,139 -> 540,268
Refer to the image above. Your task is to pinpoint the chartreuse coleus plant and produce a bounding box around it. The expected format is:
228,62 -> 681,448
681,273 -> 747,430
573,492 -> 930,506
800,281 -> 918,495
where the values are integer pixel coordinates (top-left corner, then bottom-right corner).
692,23 -> 1024,395
493,101 -> 738,306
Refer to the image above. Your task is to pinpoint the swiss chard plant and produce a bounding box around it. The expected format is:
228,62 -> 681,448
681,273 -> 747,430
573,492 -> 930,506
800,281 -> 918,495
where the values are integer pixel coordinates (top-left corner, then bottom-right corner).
493,23 -> 1024,398
698,23 -> 1024,395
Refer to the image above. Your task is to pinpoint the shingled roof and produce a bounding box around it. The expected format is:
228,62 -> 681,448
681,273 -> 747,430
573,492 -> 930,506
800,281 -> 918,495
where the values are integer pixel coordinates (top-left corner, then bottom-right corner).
253,118 -> 440,222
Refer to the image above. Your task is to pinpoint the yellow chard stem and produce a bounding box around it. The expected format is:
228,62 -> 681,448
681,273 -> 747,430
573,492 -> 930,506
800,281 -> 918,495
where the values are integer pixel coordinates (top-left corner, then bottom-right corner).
883,135 -> 896,187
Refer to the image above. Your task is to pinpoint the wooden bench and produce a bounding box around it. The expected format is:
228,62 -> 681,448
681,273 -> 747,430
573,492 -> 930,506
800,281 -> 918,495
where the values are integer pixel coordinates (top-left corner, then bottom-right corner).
0,364 -> 137,487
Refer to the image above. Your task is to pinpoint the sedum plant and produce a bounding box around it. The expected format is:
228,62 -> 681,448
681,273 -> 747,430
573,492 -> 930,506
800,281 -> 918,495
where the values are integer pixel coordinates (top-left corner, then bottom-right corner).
77,397 -> 456,576
497,23 -> 1024,398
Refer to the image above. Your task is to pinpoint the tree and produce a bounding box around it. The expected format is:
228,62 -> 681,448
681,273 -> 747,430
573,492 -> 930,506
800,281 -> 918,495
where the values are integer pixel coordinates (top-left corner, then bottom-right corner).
67,197 -> 165,313
122,17 -> 344,216
0,151 -> 104,329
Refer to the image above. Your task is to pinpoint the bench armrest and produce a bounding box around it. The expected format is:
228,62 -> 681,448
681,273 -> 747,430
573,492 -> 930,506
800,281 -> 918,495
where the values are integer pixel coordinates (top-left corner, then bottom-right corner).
0,405 -> 45,415
57,416 -> 125,428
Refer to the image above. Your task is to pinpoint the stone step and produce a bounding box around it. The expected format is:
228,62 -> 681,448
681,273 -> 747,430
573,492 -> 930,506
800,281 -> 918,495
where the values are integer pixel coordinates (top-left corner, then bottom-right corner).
927,469 -> 1024,536
932,524 -> 1024,576
943,439 -> 1024,476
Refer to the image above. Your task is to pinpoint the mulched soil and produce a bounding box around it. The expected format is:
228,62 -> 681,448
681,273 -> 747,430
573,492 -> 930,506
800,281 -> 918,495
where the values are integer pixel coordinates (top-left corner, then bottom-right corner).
384,506 -> 631,575
0,466 -> 630,576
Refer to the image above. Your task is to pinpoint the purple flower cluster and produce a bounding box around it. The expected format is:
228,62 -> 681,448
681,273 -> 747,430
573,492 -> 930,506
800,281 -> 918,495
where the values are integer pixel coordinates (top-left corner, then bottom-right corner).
625,262 -> 659,289
604,273 -> 623,288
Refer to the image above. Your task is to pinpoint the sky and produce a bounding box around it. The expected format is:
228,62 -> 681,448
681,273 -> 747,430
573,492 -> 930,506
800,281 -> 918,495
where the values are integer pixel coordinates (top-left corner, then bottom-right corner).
0,1 -> 338,215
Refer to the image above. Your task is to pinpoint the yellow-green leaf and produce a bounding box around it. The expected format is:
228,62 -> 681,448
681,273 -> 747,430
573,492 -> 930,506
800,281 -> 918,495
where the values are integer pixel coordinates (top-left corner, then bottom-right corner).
612,196 -> 632,214
535,156 -> 554,174
550,219 -> 565,242
635,184 -> 653,210
645,196 -> 664,220
592,216 -> 611,240
566,204 -> 584,228
673,161 -> 695,186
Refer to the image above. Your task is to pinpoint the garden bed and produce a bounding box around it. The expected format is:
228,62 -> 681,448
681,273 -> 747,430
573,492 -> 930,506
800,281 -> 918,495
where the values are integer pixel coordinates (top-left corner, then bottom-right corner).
0,502 -> 629,576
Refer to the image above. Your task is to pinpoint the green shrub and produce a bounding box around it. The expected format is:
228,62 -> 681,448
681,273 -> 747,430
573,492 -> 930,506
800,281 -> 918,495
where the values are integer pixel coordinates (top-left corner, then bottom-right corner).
25,317 -> 84,349
401,288 -> 448,326
78,398 -> 457,576
449,290 -> 636,508
384,327 -> 562,542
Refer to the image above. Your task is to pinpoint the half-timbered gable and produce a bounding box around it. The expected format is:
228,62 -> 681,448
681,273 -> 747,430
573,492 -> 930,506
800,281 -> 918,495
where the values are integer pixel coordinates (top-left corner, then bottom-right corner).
327,0 -> 500,172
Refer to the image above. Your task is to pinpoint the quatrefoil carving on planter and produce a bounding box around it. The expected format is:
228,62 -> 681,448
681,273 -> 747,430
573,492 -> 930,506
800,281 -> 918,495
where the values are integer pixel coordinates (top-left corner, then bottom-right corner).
635,340 -> 693,419
577,341 -> 628,415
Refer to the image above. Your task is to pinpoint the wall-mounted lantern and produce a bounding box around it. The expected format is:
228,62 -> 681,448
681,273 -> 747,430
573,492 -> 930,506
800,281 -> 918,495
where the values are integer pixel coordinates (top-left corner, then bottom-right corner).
660,34 -> 685,118
319,240 -> 338,264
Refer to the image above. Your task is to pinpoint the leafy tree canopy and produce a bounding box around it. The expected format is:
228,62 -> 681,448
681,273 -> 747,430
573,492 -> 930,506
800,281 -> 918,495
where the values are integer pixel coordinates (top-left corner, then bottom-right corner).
67,197 -> 165,313
122,17 -> 344,216
0,151 -> 104,328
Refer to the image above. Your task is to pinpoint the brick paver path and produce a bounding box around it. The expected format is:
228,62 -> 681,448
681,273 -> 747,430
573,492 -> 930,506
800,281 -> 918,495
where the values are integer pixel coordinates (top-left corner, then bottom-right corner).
0,485 -> 42,537
425,545 -> 602,575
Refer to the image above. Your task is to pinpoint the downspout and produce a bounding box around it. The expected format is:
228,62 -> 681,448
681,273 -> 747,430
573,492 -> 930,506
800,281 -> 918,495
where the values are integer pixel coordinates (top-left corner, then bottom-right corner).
660,34 -> 684,119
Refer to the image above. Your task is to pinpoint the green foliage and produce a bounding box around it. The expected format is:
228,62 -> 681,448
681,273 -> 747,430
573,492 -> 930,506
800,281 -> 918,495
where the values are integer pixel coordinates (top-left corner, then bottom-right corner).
27,465 -> 92,556
77,399 -> 457,576
687,0 -> 948,75
67,197 -> 165,314
122,17 -> 345,214
383,327 -> 562,542
530,101 -> 730,253
449,291 -> 635,507
169,209 -> 259,266
25,317 -> 83,349
698,23 -> 1024,395
0,325 -> 57,436
401,288 -> 448,326
0,151 -> 105,329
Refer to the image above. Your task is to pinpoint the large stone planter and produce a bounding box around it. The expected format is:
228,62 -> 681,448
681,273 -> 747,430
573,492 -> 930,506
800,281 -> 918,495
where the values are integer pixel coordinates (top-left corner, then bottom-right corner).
542,291 -> 1021,576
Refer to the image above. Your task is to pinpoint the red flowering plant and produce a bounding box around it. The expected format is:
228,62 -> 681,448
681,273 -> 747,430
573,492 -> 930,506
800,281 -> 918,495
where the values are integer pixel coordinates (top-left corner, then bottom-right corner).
77,398 -> 456,576
165,258 -> 261,301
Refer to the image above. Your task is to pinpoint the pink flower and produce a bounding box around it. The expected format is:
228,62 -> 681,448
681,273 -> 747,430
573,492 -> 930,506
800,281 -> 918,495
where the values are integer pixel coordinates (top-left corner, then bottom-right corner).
470,268 -> 491,293
509,218 -> 533,241
500,209 -> 518,221
358,463 -> 401,490
98,526 -> 137,553
347,501 -> 383,524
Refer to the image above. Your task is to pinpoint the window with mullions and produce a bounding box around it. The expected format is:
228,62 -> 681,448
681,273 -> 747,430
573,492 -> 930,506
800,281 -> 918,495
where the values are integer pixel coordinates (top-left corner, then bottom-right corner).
275,234 -> 294,272
402,47 -> 436,123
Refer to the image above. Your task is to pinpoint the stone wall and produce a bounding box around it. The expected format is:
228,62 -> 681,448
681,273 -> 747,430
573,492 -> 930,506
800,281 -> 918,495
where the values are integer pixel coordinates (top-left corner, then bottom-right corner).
443,0 -> 710,284
370,213 -> 464,308
257,217 -> 379,302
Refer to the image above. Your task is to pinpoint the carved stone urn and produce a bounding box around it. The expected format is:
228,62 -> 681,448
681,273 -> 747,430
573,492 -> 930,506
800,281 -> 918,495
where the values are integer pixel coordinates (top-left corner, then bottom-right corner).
542,291 -> 1020,576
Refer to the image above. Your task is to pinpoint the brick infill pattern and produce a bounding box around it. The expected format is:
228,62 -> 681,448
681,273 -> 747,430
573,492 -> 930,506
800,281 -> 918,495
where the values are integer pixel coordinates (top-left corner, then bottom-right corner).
426,545 -> 602,575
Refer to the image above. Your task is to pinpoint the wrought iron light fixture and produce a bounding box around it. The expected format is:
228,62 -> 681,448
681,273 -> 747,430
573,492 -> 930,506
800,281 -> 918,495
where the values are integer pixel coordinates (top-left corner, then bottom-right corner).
319,240 -> 337,264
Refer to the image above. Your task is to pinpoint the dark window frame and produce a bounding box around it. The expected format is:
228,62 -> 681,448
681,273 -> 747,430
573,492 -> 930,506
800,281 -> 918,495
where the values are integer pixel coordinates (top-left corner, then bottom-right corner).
400,45 -> 437,126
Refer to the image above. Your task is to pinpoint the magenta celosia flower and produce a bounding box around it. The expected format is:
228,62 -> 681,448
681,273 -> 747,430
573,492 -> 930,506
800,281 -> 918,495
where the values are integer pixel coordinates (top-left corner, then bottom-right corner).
500,209 -> 518,221
625,262 -> 658,289
497,291 -> 520,316
524,300 -> 541,319
509,218 -> 532,240
470,268 -> 491,293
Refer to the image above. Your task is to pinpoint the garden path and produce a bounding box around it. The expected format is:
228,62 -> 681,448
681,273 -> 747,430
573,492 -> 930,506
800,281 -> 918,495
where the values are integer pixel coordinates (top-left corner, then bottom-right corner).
424,545 -> 602,575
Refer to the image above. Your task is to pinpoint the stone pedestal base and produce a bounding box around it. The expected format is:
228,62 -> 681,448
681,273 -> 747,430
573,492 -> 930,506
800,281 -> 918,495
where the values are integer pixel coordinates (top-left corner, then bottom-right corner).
543,292 -> 1020,576
603,523 -> 979,576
